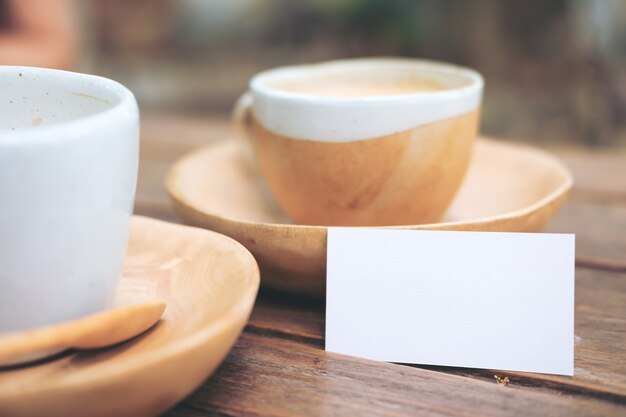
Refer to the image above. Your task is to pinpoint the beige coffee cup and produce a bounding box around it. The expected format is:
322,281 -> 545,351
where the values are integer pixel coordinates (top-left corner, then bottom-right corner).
235,58 -> 483,226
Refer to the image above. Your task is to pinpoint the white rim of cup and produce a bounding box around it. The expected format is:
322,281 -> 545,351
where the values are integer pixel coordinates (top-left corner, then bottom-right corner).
250,57 -> 483,104
248,57 -> 483,142
0,66 -> 137,145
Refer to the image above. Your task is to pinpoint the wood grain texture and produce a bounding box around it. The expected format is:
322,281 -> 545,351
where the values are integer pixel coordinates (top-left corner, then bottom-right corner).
163,333 -> 624,417
137,114 -> 626,416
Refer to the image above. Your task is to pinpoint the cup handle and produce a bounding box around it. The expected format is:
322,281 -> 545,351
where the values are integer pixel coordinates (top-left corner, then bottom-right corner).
232,92 -> 258,167
233,92 -> 253,141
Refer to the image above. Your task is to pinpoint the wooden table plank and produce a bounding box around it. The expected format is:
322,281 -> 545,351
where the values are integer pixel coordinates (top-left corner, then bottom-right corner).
546,198 -> 626,266
250,290 -> 326,343
163,332 -> 624,417
555,149 -> 626,197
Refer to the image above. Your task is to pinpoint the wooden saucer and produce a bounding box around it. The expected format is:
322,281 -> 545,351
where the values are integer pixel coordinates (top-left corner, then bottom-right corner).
166,138 -> 572,297
0,216 -> 260,417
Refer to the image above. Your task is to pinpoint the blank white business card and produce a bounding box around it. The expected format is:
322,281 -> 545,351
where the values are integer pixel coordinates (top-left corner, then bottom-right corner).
326,228 -> 575,376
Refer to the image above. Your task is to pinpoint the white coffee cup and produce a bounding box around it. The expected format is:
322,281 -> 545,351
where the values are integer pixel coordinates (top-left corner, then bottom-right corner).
0,67 -> 139,339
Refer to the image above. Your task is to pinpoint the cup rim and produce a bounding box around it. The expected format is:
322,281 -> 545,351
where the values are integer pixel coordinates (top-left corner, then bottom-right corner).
248,57 -> 483,142
250,57 -> 484,104
0,66 -> 137,144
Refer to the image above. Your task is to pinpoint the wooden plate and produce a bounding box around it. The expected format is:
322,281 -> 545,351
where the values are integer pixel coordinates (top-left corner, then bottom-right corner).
0,216 -> 260,417
166,138 -> 572,297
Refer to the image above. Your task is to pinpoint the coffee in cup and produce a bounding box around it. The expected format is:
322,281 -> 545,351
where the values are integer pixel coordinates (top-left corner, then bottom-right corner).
236,58 -> 483,226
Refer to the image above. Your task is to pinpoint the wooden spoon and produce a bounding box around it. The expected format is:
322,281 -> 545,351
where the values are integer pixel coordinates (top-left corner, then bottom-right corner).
0,301 -> 166,365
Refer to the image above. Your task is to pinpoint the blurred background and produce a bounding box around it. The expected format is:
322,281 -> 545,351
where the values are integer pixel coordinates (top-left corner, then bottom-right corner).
1,0 -> 625,147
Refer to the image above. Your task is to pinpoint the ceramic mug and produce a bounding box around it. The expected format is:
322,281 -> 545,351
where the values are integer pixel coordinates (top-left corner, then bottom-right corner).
0,67 -> 139,342
235,58 -> 483,226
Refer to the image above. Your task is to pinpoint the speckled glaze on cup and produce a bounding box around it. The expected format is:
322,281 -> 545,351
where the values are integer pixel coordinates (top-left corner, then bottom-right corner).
236,58 -> 483,226
0,67 -> 139,341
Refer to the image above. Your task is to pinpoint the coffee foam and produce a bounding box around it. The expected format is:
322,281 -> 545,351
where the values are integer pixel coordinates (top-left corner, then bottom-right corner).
270,75 -> 445,96
250,58 -> 483,142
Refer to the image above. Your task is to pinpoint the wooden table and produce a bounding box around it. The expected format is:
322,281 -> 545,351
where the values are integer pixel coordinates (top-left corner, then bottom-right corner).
137,114 -> 626,416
